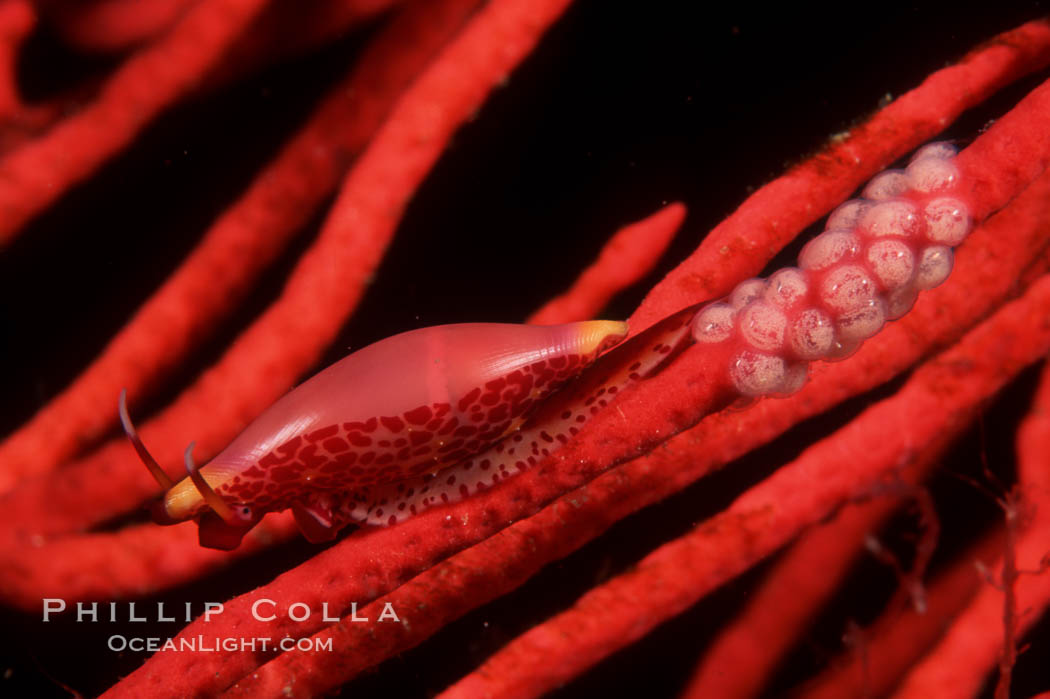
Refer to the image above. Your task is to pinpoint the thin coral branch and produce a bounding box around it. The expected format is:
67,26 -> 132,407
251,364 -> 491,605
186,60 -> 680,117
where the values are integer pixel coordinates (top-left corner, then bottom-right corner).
682,486 -> 936,698
891,361 -> 1050,698
797,531 -> 1003,698
0,513 -> 299,610
39,0 -> 197,53
864,487 -> 940,615
0,1 -> 87,153
0,0 -> 34,117
211,0 -> 406,86
528,202 -> 685,324
0,0 -> 272,247
0,0 -> 482,493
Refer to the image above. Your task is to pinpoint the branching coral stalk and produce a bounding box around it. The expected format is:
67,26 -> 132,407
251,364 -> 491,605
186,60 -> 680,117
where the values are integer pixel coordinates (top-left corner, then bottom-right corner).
3,6 -> 1050,698
0,0 -> 1041,646
891,361 -> 1050,698
226,468 -> 939,698
797,530 -> 1004,698
0,0 -> 273,247
436,273 -> 1050,699
225,154 -> 1050,688
2,10 -> 1045,540
0,0 -> 482,493
103,38 -> 1050,698
680,490 -> 917,698
0,0 -> 571,549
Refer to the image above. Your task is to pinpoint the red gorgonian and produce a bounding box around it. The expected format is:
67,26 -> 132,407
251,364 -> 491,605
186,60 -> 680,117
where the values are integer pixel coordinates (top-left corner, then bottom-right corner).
1,1 -> 1049,697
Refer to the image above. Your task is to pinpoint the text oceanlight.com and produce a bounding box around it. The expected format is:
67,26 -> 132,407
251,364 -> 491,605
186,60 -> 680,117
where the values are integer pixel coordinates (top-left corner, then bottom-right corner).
42,598 -> 402,652
108,635 -> 334,653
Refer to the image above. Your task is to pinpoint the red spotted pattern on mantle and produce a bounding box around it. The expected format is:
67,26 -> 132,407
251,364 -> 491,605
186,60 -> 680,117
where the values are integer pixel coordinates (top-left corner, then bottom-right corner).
222,354 -> 591,505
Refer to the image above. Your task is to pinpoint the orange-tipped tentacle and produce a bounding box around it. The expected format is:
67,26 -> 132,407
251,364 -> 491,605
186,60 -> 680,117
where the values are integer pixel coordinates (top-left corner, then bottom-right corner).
118,389 -> 174,490
183,441 -> 237,524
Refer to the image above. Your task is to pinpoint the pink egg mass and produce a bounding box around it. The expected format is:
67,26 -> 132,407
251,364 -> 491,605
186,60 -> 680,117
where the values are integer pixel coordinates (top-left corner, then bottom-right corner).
693,143 -> 972,397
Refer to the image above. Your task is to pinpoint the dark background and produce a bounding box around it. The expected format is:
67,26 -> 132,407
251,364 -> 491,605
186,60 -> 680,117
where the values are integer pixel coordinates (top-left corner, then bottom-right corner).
1,1 -> 1049,696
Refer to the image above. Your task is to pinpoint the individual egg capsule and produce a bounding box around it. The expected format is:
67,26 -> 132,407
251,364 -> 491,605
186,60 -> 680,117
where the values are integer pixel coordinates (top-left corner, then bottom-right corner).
885,286 -> 919,320
824,337 -> 862,363
739,301 -> 788,353
730,278 -> 767,308
729,350 -> 788,397
826,199 -> 869,231
905,154 -> 960,193
799,229 -> 861,271
865,238 -> 916,290
772,362 -> 810,397
862,169 -> 910,200
909,141 -> 958,162
763,267 -> 810,309
923,197 -> 971,246
914,245 -> 954,290
858,199 -> 922,238
835,297 -> 887,343
819,264 -> 880,314
788,307 -> 835,360
692,303 -> 736,343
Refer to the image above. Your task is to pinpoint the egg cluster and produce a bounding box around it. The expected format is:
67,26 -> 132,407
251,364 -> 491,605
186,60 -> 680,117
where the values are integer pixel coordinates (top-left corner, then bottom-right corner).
692,142 -> 972,397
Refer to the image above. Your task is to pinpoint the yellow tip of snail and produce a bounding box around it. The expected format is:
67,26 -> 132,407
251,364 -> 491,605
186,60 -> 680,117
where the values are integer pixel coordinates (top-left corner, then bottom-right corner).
576,320 -> 629,354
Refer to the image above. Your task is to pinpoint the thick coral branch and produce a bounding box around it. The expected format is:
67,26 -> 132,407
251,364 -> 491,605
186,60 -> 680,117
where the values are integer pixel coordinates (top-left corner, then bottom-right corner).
630,18 -> 1050,334
225,158 -> 1050,690
438,272 -> 1050,699
0,513 -> 298,609
106,83 -> 1050,697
